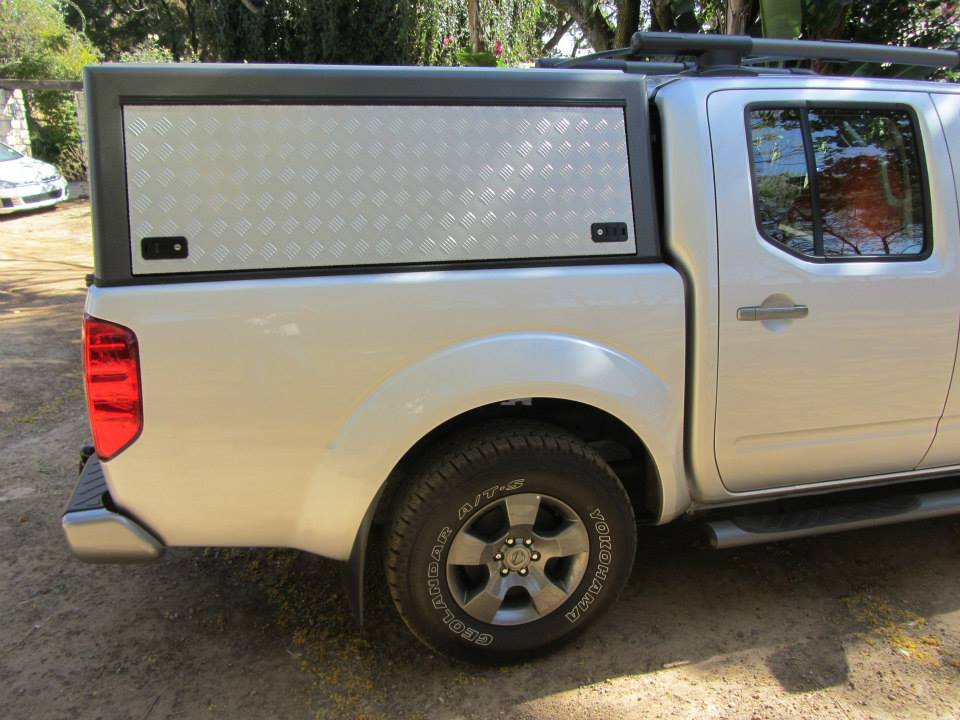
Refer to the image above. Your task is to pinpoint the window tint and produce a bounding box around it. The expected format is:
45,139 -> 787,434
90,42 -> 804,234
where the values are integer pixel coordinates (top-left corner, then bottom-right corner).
749,106 -> 927,260
750,109 -> 816,256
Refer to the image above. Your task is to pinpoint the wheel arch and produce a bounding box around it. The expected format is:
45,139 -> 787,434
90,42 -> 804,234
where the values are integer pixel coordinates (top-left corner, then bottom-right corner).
344,397 -> 670,624
377,398 -> 664,526
327,331 -> 687,622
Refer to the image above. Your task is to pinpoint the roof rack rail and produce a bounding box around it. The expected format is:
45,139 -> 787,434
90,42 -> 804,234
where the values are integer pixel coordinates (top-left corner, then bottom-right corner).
536,57 -> 692,74
537,32 -> 959,77
630,31 -> 960,73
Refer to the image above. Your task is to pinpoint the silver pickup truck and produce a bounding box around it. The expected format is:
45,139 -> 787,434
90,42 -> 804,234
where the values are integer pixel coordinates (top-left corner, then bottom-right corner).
63,33 -> 960,662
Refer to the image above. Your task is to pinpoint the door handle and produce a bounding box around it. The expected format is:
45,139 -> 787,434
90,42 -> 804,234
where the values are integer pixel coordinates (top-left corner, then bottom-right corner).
737,304 -> 809,321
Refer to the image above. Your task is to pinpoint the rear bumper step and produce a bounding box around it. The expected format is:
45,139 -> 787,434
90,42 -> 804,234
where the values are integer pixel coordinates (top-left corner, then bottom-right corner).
707,488 -> 960,549
62,455 -> 165,563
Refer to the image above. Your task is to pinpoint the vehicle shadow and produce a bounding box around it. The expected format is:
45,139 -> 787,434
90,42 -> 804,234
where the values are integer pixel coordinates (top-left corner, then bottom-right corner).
180,515 -> 960,718
0,208 -> 56,222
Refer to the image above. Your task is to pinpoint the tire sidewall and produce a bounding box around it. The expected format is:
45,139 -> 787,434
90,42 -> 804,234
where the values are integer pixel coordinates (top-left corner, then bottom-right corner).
399,449 -> 636,659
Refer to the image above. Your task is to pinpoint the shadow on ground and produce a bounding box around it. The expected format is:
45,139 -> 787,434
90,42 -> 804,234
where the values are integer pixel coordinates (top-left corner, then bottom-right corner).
8,516 -> 958,719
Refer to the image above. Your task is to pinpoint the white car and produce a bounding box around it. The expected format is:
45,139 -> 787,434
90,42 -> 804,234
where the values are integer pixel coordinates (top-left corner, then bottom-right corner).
0,142 -> 69,214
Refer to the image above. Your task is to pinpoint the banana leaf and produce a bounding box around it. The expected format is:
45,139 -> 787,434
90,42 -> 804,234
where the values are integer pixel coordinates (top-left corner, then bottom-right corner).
760,0 -> 802,39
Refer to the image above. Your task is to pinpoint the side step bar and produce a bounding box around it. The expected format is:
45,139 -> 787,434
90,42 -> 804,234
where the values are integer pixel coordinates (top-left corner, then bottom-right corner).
706,488 -> 960,549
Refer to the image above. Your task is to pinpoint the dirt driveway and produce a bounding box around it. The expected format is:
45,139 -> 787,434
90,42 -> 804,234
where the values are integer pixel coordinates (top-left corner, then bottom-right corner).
2,201 -> 959,720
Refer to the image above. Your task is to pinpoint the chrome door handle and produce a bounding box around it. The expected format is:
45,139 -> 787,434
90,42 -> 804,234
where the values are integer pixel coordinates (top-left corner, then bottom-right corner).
737,304 -> 809,321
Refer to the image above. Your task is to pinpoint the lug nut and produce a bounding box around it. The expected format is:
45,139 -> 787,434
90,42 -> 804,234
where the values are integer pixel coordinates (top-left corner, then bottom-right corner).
518,568 -> 528,576
531,552 -> 540,561
505,538 -> 516,546
524,538 -> 533,546
500,567 -> 510,576
494,552 -> 503,561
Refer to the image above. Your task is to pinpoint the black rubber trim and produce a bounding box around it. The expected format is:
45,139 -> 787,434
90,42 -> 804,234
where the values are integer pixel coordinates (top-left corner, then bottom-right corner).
121,95 -> 627,108
732,495 -> 920,534
63,454 -> 167,548
65,455 -> 108,513
798,109 -> 825,256
342,481 -> 387,626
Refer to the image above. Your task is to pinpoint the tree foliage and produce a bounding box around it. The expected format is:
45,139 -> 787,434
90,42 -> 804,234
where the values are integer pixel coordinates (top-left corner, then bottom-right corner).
0,0 -> 100,79
543,0 -> 959,53
60,1 -> 552,67
117,34 -> 178,64
431,0 -> 560,65
65,0 -> 198,62
0,1 -> 101,178
187,1 -> 425,64
847,0 -> 959,48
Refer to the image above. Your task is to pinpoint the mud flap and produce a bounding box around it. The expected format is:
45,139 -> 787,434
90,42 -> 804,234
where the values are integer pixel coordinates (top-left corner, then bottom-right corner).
341,484 -> 386,626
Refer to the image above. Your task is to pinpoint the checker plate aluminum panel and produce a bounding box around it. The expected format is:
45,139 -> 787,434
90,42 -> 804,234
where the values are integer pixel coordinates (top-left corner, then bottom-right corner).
122,104 -> 635,275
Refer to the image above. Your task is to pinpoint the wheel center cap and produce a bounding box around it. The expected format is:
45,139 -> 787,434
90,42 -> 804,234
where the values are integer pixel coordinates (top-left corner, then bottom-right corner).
503,546 -> 531,571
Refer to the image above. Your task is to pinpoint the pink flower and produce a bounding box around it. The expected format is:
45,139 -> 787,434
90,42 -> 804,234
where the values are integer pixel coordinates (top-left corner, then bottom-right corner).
442,35 -> 454,48
494,40 -> 504,57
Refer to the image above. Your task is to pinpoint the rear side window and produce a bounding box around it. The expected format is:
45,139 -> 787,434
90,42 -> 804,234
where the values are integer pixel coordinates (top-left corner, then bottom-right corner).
749,106 -> 928,260
750,109 -> 816,255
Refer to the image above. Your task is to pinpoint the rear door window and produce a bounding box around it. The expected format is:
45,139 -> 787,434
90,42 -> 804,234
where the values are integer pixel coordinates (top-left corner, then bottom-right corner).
748,106 -> 928,261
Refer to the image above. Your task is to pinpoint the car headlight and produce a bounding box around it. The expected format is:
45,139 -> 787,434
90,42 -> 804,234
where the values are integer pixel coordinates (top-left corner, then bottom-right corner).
0,180 -> 19,189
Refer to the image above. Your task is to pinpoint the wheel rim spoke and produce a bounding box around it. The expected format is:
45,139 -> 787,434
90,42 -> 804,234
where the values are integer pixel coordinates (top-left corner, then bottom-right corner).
535,521 -> 590,560
447,531 -> 490,566
446,492 -> 590,626
503,493 -> 541,529
526,566 -> 570,616
462,575 -> 511,623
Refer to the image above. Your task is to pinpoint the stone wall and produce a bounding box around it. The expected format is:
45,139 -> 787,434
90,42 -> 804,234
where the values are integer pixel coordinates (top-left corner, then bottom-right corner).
0,88 -> 32,156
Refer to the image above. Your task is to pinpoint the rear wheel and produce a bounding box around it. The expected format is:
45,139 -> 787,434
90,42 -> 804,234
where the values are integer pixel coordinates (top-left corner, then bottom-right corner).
385,421 -> 637,662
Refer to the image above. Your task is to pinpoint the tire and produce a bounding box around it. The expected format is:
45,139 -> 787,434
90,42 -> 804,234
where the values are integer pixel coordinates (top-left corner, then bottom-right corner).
385,420 -> 637,663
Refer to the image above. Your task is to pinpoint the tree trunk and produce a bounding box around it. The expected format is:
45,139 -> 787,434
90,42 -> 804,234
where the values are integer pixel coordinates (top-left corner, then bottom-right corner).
725,0 -> 758,35
615,0 -> 641,49
468,0 -> 483,53
545,0 -> 615,51
543,15 -> 576,54
650,0 -> 678,32
183,0 -> 200,59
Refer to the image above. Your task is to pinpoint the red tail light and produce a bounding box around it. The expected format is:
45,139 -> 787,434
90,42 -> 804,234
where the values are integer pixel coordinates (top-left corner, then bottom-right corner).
83,316 -> 143,460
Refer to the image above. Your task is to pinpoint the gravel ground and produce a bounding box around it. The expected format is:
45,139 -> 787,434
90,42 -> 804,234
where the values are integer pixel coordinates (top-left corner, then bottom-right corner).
2,200 -> 959,720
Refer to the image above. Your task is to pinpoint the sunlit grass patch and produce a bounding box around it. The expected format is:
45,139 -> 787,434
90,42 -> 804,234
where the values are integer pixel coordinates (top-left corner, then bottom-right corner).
843,592 -> 944,663
8,385 -> 81,426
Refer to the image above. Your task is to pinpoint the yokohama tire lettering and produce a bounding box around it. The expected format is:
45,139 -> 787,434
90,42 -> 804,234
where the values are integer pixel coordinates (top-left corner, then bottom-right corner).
565,507 -> 612,624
